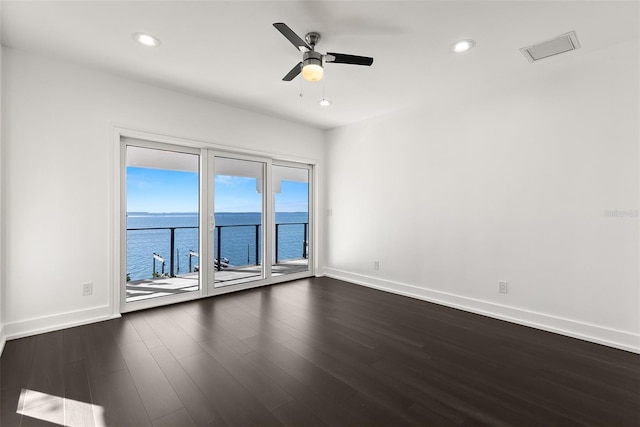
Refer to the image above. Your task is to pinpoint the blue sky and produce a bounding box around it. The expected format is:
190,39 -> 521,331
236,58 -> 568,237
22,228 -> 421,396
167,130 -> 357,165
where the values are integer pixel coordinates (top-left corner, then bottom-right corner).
127,167 -> 199,213
127,167 -> 308,213
275,181 -> 309,212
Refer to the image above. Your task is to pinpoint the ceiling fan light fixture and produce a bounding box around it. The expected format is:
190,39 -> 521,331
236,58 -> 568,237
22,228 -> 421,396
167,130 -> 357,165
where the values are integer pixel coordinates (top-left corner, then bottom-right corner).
133,32 -> 160,47
451,39 -> 475,53
302,57 -> 323,82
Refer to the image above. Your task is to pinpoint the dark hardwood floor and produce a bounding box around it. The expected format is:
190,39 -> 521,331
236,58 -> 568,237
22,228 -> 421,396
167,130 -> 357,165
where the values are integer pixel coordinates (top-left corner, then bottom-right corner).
1,277 -> 639,426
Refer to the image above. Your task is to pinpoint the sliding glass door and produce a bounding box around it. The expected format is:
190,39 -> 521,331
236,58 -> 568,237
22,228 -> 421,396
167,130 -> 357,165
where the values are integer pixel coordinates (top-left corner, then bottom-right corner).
124,144 -> 201,304
272,164 -> 310,277
212,156 -> 266,288
121,137 -> 313,311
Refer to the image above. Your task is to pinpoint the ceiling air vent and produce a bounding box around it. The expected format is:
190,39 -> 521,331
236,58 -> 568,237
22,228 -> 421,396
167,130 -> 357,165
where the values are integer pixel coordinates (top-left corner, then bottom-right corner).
520,31 -> 581,63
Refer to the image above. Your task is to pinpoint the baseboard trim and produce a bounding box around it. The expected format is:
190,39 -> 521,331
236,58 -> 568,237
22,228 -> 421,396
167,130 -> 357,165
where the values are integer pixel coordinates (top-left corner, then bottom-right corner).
323,268 -> 640,354
4,305 -> 121,341
0,324 -> 6,357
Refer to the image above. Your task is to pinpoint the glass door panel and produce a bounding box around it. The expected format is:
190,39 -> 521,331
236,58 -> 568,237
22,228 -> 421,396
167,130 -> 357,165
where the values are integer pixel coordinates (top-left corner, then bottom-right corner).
125,145 -> 200,303
213,157 -> 266,287
272,165 -> 310,277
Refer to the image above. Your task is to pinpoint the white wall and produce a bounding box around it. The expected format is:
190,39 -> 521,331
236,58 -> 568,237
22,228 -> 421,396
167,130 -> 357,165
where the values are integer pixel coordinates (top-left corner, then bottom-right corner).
2,47 -> 324,338
325,39 -> 639,352
0,2 -> 5,354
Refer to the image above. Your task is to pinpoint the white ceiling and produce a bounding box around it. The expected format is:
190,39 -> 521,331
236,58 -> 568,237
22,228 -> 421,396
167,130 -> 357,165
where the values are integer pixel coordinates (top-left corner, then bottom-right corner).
1,1 -> 638,130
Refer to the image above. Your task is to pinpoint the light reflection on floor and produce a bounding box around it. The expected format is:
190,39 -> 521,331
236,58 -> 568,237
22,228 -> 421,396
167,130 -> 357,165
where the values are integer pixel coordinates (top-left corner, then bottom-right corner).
18,388 -> 105,427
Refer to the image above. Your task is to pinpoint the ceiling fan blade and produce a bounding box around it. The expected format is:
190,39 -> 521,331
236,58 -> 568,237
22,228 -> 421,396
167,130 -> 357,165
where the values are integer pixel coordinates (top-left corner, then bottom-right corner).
326,52 -> 374,66
282,62 -> 302,81
273,23 -> 311,52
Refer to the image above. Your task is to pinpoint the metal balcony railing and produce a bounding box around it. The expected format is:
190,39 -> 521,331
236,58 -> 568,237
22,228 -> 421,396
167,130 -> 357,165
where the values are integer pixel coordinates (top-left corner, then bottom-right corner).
126,222 -> 308,278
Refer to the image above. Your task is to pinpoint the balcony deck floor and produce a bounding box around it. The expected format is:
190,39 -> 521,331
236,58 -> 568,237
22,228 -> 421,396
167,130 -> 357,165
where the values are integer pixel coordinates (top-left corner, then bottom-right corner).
126,259 -> 309,302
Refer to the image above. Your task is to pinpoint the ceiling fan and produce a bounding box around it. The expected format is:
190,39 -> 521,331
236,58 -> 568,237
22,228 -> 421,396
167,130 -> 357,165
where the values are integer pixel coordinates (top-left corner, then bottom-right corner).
273,22 -> 374,82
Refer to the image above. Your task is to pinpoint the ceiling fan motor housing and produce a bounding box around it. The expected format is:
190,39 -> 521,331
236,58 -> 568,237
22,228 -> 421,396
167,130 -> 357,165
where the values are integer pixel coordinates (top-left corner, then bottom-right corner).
303,51 -> 323,68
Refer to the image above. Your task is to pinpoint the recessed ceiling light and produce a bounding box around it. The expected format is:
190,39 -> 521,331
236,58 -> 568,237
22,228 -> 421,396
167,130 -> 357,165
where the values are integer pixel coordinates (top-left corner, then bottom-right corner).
319,98 -> 332,107
451,39 -> 475,53
133,32 -> 161,47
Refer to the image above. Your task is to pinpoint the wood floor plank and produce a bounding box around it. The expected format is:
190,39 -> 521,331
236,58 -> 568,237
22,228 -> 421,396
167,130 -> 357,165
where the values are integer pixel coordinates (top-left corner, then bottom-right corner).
119,340 -> 184,422
63,360 -> 95,427
18,332 -> 67,426
241,350 -> 371,425
282,337 -> 412,407
177,303 -> 260,354
1,335 -> 36,396
62,325 -> 88,365
1,394 -> 24,426
245,334 -> 357,404
371,357 -> 515,426
199,337 -> 293,411
212,303 -> 295,344
271,400 -> 326,427
143,311 -> 204,360
163,305 -> 218,343
80,321 -> 128,379
207,308 -> 259,340
180,298 -> 261,340
152,408 -> 197,427
89,368 -> 152,426
127,312 -> 165,349
178,351 -> 283,426
106,316 -> 143,348
149,345 -> 219,426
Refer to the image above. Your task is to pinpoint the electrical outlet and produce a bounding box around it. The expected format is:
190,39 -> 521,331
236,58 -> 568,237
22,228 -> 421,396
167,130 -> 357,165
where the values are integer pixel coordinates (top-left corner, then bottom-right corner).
499,281 -> 508,294
374,261 -> 380,270
82,282 -> 93,296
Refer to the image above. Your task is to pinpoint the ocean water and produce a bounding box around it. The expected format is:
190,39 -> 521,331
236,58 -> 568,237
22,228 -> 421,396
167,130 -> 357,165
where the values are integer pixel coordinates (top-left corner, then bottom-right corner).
126,212 -> 308,281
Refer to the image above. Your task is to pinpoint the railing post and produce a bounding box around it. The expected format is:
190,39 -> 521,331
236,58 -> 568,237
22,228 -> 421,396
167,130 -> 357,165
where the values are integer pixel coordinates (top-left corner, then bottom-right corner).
303,223 -> 308,259
255,224 -> 260,265
275,224 -> 279,264
153,253 -> 165,276
169,228 -> 176,277
216,226 -> 222,271
188,250 -> 199,273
